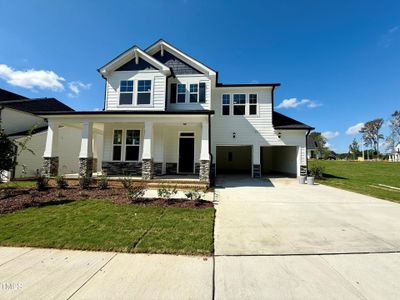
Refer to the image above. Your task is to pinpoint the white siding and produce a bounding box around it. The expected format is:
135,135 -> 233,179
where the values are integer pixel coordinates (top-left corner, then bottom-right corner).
14,127 -> 103,178
105,70 -> 166,111
167,75 -> 211,111
211,86 -> 307,176
2,108 -> 46,135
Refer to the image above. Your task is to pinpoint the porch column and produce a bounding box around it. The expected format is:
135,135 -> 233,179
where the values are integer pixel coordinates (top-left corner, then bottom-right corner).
252,145 -> 261,178
79,121 -> 93,177
199,121 -> 210,182
42,120 -> 59,177
142,121 -> 154,180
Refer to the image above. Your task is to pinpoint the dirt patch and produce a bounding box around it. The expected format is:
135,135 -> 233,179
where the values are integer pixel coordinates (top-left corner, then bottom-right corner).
0,185 -> 213,214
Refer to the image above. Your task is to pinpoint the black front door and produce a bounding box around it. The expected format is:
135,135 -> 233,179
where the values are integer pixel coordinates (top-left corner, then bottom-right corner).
179,137 -> 194,173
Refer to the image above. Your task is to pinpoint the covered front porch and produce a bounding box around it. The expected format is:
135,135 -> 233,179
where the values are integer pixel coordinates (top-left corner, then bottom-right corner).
40,112 -> 212,183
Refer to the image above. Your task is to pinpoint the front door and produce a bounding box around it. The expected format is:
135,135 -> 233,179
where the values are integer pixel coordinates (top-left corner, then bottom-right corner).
179,136 -> 194,173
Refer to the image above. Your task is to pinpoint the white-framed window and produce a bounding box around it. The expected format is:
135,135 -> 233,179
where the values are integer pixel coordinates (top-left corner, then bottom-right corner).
222,94 -> 230,115
119,80 -> 134,105
125,129 -> 140,161
189,84 -> 198,103
112,129 -> 123,161
177,84 -> 186,103
112,129 -> 141,161
249,94 -> 257,115
137,80 -> 152,105
233,94 -> 246,115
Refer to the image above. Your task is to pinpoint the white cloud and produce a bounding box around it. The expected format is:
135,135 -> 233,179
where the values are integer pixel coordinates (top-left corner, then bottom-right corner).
68,81 -> 91,98
346,122 -> 364,135
276,98 -> 321,109
379,25 -> 399,48
0,64 -> 65,91
322,131 -> 340,139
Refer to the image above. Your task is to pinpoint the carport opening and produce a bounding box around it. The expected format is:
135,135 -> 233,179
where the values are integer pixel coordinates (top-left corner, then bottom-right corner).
261,146 -> 297,177
216,146 -> 252,175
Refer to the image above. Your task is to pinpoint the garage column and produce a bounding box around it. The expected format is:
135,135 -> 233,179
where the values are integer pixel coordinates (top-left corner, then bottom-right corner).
42,120 -> 59,177
252,145 -> 261,178
142,121 -> 154,180
199,121 -> 210,182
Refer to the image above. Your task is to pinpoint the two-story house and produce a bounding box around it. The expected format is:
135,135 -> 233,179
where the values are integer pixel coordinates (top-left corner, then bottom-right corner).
39,39 -> 313,184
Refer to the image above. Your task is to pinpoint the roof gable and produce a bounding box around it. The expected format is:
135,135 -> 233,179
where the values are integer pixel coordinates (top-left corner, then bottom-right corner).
145,39 -> 216,76
98,46 -> 170,76
152,50 -> 202,75
116,57 -> 157,71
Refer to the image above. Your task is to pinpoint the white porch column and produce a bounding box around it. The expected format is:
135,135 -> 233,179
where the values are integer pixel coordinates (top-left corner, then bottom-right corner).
79,121 -> 93,177
142,121 -> 154,180
199,121 -> 210,182
252,144 -> 261,178
42,120 -> 59,176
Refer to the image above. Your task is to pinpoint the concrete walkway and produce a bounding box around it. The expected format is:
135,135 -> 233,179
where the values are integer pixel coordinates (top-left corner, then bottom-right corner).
214,175 -> 400,299
2,176 -> 400,299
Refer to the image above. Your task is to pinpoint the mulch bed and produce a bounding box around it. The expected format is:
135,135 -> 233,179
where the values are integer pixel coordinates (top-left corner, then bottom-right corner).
0,186 -> 213,215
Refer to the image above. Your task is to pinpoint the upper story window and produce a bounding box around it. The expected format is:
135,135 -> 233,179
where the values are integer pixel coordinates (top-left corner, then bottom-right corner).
137,80 -> 152,105
190,84 -> 198,103
119,80 -> 134,105
177,84 -> 186,103
233,94 -> 246,115
222,94 -> 230,115
249,94 -> 257,115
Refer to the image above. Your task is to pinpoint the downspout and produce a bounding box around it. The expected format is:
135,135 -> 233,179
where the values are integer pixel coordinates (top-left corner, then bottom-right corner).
271,86 -> 276,126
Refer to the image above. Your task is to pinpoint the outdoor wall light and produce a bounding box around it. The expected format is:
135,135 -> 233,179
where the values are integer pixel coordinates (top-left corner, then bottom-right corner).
278,132 -> 282,138
233,132 -> 236,139
183,123 -> 187,126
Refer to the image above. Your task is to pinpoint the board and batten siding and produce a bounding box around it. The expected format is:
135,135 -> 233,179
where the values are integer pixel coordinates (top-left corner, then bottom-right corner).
105,70 -> 166,111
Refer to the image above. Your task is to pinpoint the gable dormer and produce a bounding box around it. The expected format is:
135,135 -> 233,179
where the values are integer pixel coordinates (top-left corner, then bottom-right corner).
145,40 -> 216,111
99,46 -> 171,111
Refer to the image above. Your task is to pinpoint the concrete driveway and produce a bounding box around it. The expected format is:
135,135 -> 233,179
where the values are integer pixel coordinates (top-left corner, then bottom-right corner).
214,175 -> 400,299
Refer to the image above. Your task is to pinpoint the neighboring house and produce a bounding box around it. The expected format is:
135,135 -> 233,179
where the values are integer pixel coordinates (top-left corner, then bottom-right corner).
389,144 -> 400,162
39,39 -> 313,183
306,136 -> 321,159
0,88 -> 100,179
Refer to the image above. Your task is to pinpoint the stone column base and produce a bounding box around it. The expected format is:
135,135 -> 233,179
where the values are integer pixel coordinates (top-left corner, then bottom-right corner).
42,157 -> 59,177
79,157 -> 94,177
92,158 -> 98,173
142,159 -> 154,180
253,164 -> 261,178
199,160 -> 210,182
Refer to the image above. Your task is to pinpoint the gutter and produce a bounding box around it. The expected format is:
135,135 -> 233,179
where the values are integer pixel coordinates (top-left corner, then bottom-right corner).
305,128 -> 312,174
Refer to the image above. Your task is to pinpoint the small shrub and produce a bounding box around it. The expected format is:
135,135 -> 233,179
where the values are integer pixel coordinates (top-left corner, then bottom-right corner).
120,177 -> 132,189
98,175 -> 109,189
185,189 -> 204,201
36,175 -> 49,191
55,175 -> 68,189
157,185 -> 178,199
127,182 -> 147,201
79,175 -> 92,189
308,165 -> 325,179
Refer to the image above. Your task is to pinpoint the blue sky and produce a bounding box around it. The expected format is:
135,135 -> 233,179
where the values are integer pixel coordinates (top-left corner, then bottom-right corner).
0,0 -> 399,152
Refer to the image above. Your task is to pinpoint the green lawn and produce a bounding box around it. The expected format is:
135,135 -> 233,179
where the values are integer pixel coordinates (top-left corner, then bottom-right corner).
0,181 -> 36,188
309,160 -> 400,202
0,200 -> 215,255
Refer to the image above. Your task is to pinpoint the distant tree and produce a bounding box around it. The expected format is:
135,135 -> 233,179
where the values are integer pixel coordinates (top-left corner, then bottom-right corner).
309,131 -> 331,159
386,111 -> 400,153
348,138 -> 360,160
360,118 -> 384,156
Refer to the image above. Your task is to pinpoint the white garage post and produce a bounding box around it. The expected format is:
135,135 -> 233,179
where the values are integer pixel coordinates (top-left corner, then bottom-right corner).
252,145 -> 261,178
79,121 -> 93,177
43,120 -> 59,177
199,121 -> 210,182
142,121 -> 154,180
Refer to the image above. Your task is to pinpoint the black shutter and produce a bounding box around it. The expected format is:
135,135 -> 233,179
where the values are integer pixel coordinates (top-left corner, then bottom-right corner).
199,82 -> 206,103
170,83 -> 177,103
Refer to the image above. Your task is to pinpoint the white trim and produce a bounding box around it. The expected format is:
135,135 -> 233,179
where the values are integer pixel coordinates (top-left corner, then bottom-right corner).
145,40 -> 216,76
177,131 -> 196,174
